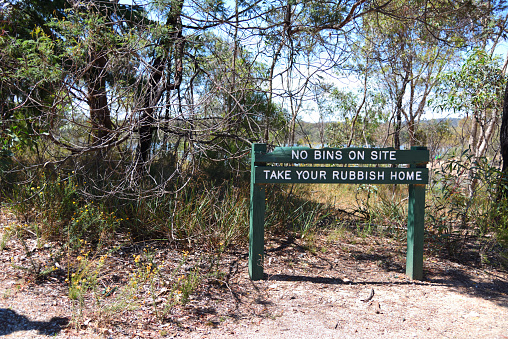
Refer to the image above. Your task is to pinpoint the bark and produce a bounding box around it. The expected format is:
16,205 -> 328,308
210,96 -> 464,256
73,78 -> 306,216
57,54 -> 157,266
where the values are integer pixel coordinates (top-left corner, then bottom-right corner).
346,68 -> 368,147
469,110 -> 497,197
138,0 -> 184,164
394,72 -> 409,150
499,80 -> 508,198
87,51 -> 113,146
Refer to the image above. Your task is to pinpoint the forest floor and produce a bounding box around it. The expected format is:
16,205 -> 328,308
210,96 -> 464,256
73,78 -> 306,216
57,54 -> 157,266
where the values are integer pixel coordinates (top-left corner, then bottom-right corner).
1,210 -> 508,338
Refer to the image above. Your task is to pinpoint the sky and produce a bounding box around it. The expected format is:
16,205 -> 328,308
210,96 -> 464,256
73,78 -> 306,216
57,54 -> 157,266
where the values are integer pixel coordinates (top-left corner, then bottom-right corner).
115,0 -> 508,124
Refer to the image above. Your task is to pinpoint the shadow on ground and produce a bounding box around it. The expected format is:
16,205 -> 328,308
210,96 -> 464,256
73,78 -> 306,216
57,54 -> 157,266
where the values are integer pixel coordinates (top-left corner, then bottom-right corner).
0,308 -> 68,336
264,234 -> 508,309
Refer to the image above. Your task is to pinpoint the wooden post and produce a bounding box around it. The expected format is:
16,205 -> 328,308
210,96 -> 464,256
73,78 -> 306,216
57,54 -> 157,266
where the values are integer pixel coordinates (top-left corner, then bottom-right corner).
406,146 -> 427,280
247,144 -> 429,281
249,143 -> 266,280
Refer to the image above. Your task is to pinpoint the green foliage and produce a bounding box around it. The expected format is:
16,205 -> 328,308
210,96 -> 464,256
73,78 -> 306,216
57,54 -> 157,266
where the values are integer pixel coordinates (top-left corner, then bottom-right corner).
265,184 -> 333,236
6,172 -> 78,231
326,89 -> 388,147
412,119 -> 454,158
427,152 -> 508,259
434,49 -> 506,113
4,170 -> 120,250
68,203 -> 120,250
168,182 -> 250,251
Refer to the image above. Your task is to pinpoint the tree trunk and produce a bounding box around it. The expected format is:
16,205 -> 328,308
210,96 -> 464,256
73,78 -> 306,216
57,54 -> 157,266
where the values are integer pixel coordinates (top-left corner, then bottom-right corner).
88,52 -> 113,147
138,0 -> 184,164
499,80 -> 508,199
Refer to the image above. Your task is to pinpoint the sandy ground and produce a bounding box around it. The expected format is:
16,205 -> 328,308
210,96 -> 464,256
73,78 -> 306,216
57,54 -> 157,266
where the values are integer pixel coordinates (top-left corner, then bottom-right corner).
1,210 -> 507,338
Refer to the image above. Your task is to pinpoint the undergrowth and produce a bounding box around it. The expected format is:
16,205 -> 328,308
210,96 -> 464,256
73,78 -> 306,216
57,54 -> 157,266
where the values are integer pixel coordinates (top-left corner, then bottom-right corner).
1,155 -> 508,326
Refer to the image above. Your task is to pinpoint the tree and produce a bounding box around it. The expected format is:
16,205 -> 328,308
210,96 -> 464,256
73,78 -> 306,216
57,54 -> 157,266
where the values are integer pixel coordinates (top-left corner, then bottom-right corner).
498,64 -> 508,198
435,49 -> 506,195
0,0 -> 68,154
360,0 -> 490,149
325,88 -> 388,148
3,0 -> 505,201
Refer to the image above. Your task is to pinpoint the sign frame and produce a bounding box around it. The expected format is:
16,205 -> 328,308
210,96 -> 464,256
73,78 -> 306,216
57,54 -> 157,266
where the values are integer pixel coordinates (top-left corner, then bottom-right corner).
249,143 -> 428,281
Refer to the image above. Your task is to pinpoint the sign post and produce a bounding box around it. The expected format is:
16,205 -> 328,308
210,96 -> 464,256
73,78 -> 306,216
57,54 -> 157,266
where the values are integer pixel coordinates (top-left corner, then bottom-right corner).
249,144 -> 429,280
249,144 -> 267,280
406,146 -> 427,280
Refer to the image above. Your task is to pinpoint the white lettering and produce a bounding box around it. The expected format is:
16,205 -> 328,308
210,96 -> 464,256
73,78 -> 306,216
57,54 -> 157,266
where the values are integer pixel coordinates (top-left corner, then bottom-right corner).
416,171 -> 422,180
314,150 -> 321,160
296,170 -> 303,179
336,150 -> 343,160
285,170 -> 291,180
390,151 -> 396,160
371,151 -> 378,161
293,150 -> 309,160
341,171 -> 348,180
406,171 -> 414,181
333,171 -> 339,180
302,170 -> 309,180
264,170 -> 270,179
348,150 -> 365,161
357,171 -> 364,180
378,171 -> 385,180
390,171 -> 397,180
398,171 -> 405,180
311,171 -> 318,180
320,171 -> 326,180
349,171 -> 356,180
369,171 -> 376,180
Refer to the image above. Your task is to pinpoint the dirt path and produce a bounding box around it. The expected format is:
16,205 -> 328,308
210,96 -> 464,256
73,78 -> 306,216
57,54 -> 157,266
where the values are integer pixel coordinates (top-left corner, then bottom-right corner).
1,221 -> 507,338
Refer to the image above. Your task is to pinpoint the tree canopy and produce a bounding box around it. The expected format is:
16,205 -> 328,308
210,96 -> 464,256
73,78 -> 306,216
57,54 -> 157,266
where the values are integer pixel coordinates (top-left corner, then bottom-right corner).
1,0 -> 507,198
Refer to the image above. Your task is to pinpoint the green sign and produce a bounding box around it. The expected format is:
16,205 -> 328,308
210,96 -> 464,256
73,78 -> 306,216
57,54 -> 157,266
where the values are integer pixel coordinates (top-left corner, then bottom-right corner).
256,167 -> 428,184
256,146 -> 429,165
249,144 -> 429,281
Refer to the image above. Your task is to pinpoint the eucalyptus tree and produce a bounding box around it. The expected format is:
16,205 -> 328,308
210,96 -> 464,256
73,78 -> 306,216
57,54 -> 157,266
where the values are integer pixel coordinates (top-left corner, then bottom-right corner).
357,0 -> 495,150
4,0 -> 506,198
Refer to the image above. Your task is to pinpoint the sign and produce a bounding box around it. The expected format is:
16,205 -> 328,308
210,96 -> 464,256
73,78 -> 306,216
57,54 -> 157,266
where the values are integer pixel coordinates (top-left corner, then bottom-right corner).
249,144 -> 428,282
256,146 -> 429,165
256,167 -> 428,184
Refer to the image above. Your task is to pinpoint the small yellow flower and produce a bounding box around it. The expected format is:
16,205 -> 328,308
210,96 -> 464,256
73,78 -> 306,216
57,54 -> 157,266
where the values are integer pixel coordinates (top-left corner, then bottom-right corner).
134,255 -> 141,263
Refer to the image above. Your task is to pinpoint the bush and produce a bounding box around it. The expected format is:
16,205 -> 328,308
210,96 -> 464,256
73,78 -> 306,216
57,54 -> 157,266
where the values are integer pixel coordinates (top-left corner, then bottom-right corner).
427,153 -> 508,261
